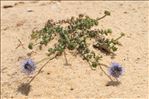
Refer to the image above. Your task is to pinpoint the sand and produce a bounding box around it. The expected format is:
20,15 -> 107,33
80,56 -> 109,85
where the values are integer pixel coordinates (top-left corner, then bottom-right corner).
1,1 -> 148,98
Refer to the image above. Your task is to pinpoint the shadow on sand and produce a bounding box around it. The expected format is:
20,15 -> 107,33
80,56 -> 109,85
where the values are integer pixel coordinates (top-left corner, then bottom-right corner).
106,81 -> 121,86
17,83 -> 31,96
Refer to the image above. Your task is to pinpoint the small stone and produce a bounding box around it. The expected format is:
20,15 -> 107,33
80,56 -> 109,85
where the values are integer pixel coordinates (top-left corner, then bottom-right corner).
3,5 -> 13,9
124,11 -> 128,14
27,9 -> 33,12
70,88 -> 74,90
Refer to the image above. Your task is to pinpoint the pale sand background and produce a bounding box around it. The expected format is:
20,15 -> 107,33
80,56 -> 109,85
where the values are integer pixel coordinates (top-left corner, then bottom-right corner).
1,1 -> 148,98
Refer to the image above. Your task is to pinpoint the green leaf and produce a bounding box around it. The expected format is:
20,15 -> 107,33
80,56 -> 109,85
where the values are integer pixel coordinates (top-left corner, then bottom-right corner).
107,29 -> 112,33
28,43 -> 33,49
112,46 -> 118,51
104,10 -> 111,16
92,62 -> 97,68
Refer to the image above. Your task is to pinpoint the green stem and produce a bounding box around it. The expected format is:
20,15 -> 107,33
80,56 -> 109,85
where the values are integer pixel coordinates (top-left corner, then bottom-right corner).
96,15 -> 107,21
115,33 -> 125,41
63,50 -> 70,66
33,42 -> 40,46
35,57 -> 49,65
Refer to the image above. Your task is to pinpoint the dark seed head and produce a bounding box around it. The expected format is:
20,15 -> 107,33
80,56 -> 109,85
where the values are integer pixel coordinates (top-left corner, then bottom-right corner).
109,62 -> 123,78
21,59 -> 36,75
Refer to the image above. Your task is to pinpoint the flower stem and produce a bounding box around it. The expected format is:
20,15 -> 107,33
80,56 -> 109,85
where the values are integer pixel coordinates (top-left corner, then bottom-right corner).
63,50 -> 71,66
28,56 -> 56,84
35,57 -> 49,65
96,15 -> 107,21
99,65 -> 113,81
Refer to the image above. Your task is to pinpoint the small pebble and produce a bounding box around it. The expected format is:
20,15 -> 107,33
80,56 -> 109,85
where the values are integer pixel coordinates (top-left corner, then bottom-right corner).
27,9 -> 33,12
3,5 -> 13,9
123,11 -> 128,14
70,88 -> 74,90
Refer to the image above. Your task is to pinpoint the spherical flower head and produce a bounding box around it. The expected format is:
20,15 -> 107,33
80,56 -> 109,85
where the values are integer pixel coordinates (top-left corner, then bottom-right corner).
21,59 -> 36,75
109,62 -> 123,78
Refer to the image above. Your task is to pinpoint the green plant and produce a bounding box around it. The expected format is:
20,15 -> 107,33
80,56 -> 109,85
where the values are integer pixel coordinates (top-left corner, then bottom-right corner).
28,10 -> 124,78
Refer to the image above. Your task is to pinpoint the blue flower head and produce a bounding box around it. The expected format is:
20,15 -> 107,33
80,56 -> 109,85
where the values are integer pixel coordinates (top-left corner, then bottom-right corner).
21,59 -> 36,75
109,62 -> 123,78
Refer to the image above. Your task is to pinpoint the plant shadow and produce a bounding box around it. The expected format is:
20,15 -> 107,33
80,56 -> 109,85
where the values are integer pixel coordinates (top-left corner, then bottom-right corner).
106,81 -> 121,86
17,83 -> 31,96
93,44 -> 116,58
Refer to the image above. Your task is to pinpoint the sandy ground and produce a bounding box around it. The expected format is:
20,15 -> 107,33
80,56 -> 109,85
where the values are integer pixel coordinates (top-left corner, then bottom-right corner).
1,1 -> 149,98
